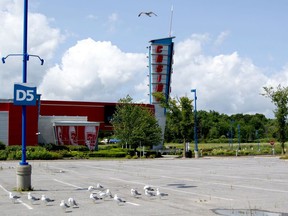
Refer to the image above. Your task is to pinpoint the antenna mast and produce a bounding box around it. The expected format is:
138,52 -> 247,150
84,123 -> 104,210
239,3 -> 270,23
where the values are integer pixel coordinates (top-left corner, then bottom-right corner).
169,5 -> 174,37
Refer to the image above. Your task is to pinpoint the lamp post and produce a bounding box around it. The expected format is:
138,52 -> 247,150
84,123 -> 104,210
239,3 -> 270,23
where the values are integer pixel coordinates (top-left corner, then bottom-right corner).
191,89 -> 199,158
1,0 -> 44,190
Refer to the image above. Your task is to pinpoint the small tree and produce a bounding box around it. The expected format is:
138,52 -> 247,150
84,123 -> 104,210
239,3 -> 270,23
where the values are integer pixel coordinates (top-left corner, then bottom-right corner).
111,95 -> 162,153
153,92 -> 194,157
262,85 -> 288,154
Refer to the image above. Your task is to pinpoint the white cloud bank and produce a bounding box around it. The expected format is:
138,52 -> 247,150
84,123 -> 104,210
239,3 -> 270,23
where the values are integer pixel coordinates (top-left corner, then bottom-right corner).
38,38 -> 147,102
171,34 -> 278,117
2,1 -> 288,118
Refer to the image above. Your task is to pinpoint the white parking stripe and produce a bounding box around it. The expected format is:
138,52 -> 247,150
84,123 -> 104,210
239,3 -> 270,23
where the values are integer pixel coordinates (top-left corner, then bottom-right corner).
0,184 -> 33,210
53,179 -> 84,189
109,177 -> 233,201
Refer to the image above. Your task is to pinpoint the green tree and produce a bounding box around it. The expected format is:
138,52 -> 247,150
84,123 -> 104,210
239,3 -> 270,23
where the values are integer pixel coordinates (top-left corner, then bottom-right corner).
154,92 -> 194,156
262,85 -> 288,154
111,95 -> 162,153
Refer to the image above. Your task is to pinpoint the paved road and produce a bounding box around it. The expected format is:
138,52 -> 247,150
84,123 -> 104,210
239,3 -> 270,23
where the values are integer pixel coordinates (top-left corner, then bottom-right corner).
0,156 -> 287,216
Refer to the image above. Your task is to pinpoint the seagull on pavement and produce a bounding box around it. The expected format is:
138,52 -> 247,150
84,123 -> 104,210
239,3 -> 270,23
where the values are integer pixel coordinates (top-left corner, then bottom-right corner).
90,193 -> 102,203
113,194 -> 126,205
41,194 -> 55,205
98,189 -> 113,199
27,192 -> 40,204
60,200 -> 70,212
96,183 -> 104,190
138,11 -> 157,17
156,188 -> 168,199
145,189 -> 156,197
144,185 -> 154,191
68,197 -> 79,208
9,192 -> 20,203
131,188 -> 141,197
87,186 -> 95,192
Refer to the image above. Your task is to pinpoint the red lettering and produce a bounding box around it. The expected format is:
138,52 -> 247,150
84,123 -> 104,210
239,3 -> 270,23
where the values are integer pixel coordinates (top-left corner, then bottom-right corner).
156,45 -> 163,53
155,84 -> 164,92
157,75 -> 162,82
156,55 -> 163,63
156,65 -> 163,73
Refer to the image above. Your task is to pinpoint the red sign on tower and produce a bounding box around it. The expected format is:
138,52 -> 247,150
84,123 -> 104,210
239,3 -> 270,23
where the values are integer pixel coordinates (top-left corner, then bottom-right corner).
149,37 -> 174,103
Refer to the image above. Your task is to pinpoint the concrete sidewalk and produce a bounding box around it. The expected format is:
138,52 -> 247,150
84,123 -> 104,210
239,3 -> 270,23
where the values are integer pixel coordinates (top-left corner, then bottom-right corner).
0,156 -> 287,216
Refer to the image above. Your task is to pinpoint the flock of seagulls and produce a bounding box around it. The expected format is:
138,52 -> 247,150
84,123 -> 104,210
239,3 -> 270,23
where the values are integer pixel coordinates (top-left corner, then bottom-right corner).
7,183 -> 168,213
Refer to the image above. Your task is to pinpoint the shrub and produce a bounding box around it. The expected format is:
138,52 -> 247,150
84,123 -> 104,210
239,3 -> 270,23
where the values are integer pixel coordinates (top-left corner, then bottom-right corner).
0,150 -> 7,160
0,142 -> 6,150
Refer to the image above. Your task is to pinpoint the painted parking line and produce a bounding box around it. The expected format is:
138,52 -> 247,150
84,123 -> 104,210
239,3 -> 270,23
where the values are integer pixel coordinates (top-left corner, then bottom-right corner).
53,178 -> 85,189
109,177 -> 233,201
0,184 -> 33,210
161,175 -> 288,194
53,178 -> 140,206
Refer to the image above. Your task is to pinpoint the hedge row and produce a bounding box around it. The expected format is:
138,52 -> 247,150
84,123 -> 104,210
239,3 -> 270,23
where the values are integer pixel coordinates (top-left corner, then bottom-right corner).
0,144 -> 161,160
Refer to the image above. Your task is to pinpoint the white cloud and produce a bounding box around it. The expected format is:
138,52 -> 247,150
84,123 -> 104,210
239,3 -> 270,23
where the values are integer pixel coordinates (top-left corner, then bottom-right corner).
172,35 -> 275,117
108,13 -> 118,22
0,1 -> 284,118
106,12 -> 119,32
86,14 -> 98,20
214,30 -> 230,47
0,0 -> 62,98
38,38 -> 147,102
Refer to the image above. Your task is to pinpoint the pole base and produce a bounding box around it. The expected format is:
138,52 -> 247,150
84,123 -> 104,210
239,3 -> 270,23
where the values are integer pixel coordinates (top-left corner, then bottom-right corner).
194,150 -> 199,158
16,164 -> 32,191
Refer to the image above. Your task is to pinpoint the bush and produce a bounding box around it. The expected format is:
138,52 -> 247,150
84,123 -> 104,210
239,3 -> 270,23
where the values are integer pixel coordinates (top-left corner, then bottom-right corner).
0,150 -> 7,160
39,143 -> 69,151
0,142 -> 6,150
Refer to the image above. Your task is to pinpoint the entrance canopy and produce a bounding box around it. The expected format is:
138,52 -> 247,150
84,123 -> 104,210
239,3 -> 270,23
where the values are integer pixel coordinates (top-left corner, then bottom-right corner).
53,121 -> 100,150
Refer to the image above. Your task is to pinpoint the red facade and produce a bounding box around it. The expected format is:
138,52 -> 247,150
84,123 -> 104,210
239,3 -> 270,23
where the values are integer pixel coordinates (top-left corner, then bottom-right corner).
0,101 -> 38,146
0,100 -> 154,146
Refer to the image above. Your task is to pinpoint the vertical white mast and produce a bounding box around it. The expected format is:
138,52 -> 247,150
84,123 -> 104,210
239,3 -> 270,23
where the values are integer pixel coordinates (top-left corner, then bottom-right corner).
169,5 -> 174,37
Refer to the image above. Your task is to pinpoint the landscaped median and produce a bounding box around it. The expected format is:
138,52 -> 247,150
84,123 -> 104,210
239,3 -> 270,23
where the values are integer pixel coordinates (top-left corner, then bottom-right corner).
0,141 -> 286,160
0,142 -> 161,160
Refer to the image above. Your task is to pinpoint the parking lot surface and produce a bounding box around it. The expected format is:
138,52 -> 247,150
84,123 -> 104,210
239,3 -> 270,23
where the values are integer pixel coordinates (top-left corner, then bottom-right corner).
0,156 -> 287,216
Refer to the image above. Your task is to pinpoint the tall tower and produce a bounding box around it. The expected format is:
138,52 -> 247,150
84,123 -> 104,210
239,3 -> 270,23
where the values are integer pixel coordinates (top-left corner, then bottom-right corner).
148,37 -> 175,149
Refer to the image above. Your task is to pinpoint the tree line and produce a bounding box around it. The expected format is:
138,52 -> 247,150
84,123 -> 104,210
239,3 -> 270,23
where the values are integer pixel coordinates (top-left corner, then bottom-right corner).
111,85 -> 288,155
165,110 -> 276,144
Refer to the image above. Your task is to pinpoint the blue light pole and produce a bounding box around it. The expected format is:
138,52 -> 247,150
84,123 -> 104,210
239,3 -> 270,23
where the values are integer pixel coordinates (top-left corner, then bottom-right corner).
1,0 -> 44,190
191,89 -> 199,158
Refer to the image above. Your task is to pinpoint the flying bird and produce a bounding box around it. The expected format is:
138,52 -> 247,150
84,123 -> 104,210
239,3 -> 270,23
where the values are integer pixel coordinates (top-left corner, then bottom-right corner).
68,197 -> 79,208
60,200 -> 70,212
9,192 -> 20,203
138,11 -> 157,17
27,192 -> 40,204
41,194 -> 55,205
131,188 -> 141,197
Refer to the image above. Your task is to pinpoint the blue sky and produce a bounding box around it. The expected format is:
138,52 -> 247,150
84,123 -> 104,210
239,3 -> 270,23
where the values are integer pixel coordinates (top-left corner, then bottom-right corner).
32,0 -> 288,69
1,0 -> 288,118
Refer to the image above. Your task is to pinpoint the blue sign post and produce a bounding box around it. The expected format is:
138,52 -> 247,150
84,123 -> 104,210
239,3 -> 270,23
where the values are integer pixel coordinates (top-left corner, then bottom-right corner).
1,0 -> 44,190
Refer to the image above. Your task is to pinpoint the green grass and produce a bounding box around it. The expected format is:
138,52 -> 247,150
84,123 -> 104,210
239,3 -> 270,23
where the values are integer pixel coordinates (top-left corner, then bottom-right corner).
164,142 -> 283,157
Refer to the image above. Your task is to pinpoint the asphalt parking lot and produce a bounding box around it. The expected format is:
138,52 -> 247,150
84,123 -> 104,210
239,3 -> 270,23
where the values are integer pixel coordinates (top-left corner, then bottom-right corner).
0,156 -> 288,216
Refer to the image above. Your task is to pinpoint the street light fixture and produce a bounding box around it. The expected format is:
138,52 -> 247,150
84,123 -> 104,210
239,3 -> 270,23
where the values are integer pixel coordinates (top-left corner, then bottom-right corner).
2,54 -> 44,65
1,0 -> 44,191
191,89 -> 199,158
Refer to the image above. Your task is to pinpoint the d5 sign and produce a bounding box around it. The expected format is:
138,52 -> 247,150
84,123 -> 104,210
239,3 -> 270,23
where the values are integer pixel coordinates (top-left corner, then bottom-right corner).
14,83 -> 37,106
